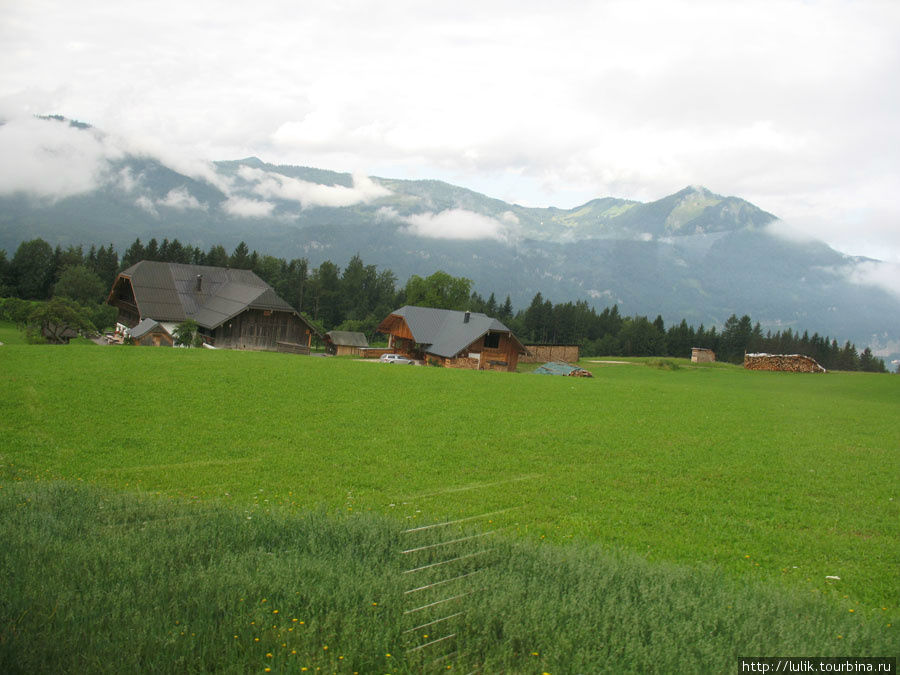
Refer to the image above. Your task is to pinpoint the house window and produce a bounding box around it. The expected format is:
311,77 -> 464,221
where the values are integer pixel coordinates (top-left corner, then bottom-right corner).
483,332 -> 501,349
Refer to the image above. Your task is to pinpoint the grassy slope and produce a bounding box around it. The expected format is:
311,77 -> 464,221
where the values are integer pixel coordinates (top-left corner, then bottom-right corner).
1,336 -> 897,668
2,341 -> 897,607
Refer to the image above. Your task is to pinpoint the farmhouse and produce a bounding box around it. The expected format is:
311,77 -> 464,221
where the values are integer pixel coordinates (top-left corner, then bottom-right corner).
107,261 -> 320,351
324,330 -> 369,356
377,305 -> 526,372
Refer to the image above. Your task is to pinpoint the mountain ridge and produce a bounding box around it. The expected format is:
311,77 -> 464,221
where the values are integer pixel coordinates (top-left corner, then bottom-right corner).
0,116 -> 897,359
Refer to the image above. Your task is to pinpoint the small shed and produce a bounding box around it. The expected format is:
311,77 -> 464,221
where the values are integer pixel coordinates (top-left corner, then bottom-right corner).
534,361 -> 593,377
41,323 -> 79,344
324,331 -> 369,356
129,318 -> 174,347
691,347 -> 716,363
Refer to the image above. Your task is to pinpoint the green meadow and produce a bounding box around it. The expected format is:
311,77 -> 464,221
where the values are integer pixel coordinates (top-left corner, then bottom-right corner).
1,330 -> 897,672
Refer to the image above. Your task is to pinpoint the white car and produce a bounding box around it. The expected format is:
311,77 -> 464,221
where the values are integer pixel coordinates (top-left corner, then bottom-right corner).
380,353 -> 415,364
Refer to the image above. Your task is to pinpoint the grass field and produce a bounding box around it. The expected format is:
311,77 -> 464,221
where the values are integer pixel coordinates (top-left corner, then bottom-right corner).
1,329 -> 897,671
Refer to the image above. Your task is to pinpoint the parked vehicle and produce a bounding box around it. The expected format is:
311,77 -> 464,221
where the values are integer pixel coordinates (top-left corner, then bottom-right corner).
379,353 -> 415,364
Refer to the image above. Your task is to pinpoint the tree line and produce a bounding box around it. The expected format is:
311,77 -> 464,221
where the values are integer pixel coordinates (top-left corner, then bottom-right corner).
0,236 -> 891,372
503,295 -> 887,372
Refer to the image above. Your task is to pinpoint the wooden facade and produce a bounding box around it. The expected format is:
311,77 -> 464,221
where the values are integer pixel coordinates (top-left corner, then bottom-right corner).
109,277 -> 140,327
137,327 -> 174,347
380,307 -> 525,372
211,308 -> 312,351
521,344 -> 580,364
430,332 -> 522,372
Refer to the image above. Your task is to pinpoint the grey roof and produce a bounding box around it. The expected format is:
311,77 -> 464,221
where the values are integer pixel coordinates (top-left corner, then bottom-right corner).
114,261 -> 310,331
325,331 -> 369,348
382,305 -> 525,358
130,317 -> 169,339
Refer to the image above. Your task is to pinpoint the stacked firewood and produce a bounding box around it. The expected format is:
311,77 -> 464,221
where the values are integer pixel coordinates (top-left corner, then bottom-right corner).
743,353 -> 826,373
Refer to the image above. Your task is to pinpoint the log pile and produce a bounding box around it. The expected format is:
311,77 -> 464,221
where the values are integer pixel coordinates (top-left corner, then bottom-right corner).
743,353 -> 826,373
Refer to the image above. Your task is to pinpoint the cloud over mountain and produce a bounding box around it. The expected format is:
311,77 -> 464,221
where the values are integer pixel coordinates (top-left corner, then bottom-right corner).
236,166 -> 391,209
0,116 -> 117,199
379,207 -> 516,242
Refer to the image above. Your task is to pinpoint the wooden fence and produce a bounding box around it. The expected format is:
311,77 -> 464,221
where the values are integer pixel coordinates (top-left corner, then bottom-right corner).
521,344 -> 580,363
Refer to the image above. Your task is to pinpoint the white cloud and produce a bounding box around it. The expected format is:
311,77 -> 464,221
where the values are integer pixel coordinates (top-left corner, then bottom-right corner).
0,115 -> 117,198
764,219 -> 819,246
115,166 -> 139,192
398,209 -> 515,242
500,211 -> 519,226
222,196 -> 276,218
135,195 -> 157,215
842,260 -> 900,300
1,0 -> 899,260
237,166 -> 391,208
158,186 -> 206,211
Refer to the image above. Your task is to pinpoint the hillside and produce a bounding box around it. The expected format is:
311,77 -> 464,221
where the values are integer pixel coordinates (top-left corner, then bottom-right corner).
1,116 -> 898,359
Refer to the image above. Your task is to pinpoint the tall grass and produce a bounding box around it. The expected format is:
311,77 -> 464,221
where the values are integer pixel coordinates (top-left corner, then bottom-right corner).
2,342 -> 897,612
1,334 -> 898,669
1,481 -> 894,674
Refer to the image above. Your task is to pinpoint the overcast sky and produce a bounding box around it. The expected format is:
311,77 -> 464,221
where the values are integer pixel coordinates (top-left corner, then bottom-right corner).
1,0 -> 899,263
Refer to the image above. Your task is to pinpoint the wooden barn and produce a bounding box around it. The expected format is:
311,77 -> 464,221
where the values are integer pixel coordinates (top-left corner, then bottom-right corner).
107,261 -> 321,351
324,330 -> 369,356
377,305 -> 526,372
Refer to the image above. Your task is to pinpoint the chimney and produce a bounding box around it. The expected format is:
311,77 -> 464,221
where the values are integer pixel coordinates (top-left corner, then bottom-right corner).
464,311 -> 470,323
196,274 -> 203,292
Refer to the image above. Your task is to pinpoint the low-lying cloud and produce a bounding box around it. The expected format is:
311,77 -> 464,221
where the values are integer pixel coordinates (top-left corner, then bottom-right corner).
842,259 -> 900,300
0,115 -> 119,199
223,196 -> 276,218
382,207 -> 517,242
158,187 -> 206,211
237,166 -> 391,209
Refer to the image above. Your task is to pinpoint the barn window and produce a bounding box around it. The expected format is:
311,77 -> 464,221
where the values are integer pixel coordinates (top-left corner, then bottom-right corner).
483,332 -> 501,349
